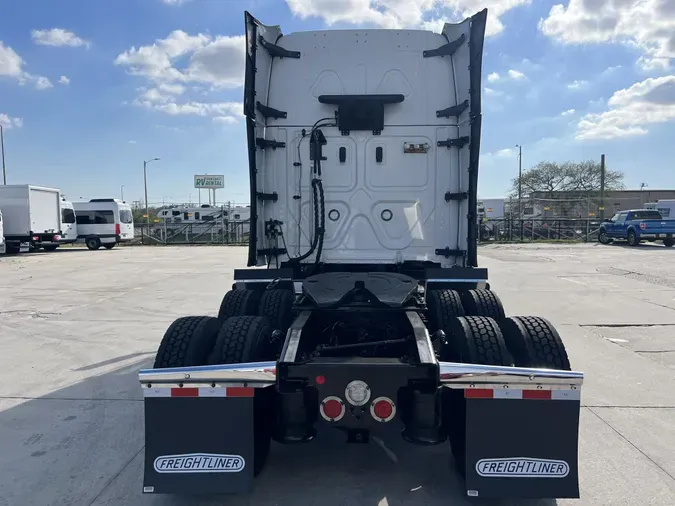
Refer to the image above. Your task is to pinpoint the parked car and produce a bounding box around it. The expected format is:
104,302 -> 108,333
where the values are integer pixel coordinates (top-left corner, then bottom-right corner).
72,199 -> 134,250
598,209 -> 675,247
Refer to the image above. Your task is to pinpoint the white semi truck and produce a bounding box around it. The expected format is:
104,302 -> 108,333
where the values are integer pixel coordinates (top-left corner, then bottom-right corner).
139,9 -> 584,501
0,185 -> 62,253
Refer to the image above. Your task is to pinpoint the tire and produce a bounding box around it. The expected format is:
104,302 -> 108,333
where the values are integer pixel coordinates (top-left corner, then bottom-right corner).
42,245 -> 59,252
598,229 -> 611,244
258,289 -> 295,334
627,229 -> 639,247
217,289 -> 261,322
86,237 -> 101,250
500,316 -> 571,370
440,316 -> 514,477
103,243 -> 116,250
459,288 -> 505,320
426,289 -> 465,333
208,316 -> 275,476
153,316 -> 221,368
664,238 -> 674,248
440,316 -> 513,366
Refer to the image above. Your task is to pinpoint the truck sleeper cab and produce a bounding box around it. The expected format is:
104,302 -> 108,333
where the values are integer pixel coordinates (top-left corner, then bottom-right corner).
73,199 -> 134,250
139,9 -> 585,502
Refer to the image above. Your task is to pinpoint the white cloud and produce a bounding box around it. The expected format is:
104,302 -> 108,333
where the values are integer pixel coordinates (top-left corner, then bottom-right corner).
31,28 -> 89,48
487,72 -> 500,82
0,114 -> 23,129
285,0 -> 531,37
576,75 -> 675,140
539,0 -> 675,70
158,83 -> 185,95
507,69 -> 526,80
484,86 -> 506,97
161,0 -> 191,4
567,79 -> 589,90
495,148 -> 515,157
561,108 -> 575,116
115,31 -> 244,89
58,75 -> 70,85
128,140 -> 137,144
0,41 -> 54,90
35,76 -> 53,90
213,116 -> 238,124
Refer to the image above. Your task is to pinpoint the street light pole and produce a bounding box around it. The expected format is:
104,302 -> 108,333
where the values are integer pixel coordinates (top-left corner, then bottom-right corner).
1,125 -> 6,185
519,145 -> 523,218
143,157 -> 160,232
120,185 -> 125,201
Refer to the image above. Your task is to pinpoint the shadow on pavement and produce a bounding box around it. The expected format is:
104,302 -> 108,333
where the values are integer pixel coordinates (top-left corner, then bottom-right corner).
0,358 -> 558,506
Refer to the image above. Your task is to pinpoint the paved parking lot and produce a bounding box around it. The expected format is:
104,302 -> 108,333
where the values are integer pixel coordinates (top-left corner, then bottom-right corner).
0,243 -> 674,506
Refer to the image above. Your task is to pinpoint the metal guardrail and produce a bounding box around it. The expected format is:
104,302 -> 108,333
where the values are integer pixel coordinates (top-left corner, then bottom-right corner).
134,221 -> 250,246
479,218 -> 602,243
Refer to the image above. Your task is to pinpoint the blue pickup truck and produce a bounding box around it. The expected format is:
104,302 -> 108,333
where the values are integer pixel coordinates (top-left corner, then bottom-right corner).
598,209 -> 675,247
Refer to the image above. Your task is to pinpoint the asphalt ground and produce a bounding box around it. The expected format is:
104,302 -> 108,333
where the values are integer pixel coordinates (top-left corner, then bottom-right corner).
0,243 -> 673,506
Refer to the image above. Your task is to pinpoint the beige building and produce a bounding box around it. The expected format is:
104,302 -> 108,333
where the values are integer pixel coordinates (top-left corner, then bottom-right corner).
523,189 -> 675,220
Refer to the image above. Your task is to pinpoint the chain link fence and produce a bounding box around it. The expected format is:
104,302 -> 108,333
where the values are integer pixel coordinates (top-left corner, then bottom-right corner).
133,221 -> 249,246
479,218 -> 603,243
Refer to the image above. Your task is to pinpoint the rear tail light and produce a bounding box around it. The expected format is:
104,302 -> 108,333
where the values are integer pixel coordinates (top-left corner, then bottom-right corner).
53,235 -> 59,242
370,397 -> 396,422
32,236 -> 39,241
115,223 -> 121,235
319,396 -> 345,422
640,222 -> 647,230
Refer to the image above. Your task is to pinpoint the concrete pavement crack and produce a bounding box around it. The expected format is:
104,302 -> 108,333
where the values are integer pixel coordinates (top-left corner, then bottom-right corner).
0,396 -> 142,402
86,445 -> 145,506
588,408 -> 675,483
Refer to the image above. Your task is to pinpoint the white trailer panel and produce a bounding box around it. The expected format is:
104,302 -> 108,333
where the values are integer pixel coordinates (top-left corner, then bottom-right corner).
0,185 -> 62,237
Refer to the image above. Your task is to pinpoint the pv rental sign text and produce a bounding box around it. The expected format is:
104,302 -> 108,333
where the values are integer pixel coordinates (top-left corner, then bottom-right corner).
194,175 -> 225,189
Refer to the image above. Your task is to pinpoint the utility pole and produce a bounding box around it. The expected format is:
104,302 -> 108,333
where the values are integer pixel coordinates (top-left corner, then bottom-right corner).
516,144 -> 523,218
1,125 -> 6,185
143,157 -> 160,232
599,154 -> 606,220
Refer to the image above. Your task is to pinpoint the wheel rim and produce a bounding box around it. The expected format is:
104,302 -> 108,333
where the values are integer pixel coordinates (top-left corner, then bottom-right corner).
599,232 -> 608,244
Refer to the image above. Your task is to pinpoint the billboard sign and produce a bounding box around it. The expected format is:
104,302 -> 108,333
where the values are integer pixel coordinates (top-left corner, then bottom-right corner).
194,175 -> 224,189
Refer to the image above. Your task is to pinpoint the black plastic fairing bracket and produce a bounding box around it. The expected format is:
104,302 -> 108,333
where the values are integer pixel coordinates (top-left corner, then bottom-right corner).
423,34 -> 466,58
258,36 -> 300,59
256,102 -> 287,119
257,191 -> 279,202
435,248 -> 466,258
436,100 -> 469,118
438,136 -> 469,149
445,192 -> 468,202
256,138 -> 286,150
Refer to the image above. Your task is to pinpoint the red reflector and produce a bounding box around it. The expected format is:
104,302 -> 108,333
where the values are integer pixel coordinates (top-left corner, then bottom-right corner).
171,387 -> 198,397
523,390 -> 552,400
315,375 -> 326,385
115,223 -> 121,235
226,387 -> 255,397
464,388 -> 494,399
373,400 -> 393,419
322,399 -> 343,419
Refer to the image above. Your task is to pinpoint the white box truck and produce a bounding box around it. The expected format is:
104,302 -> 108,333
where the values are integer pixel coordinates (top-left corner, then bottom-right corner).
0,185 -> 62,253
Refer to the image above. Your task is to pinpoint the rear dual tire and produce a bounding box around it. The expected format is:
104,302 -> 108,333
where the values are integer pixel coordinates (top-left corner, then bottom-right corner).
154,314 -> 275,477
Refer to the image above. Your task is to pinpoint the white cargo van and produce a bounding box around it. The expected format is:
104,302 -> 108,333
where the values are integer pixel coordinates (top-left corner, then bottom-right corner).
72,199 -> 134,250
0,185 -> 62,253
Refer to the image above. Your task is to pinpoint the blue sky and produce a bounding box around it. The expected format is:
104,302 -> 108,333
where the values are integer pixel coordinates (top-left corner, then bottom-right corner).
1,0 -> 674,205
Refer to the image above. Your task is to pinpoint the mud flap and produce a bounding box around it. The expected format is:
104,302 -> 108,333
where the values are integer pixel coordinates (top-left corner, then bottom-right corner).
463,392 -> 581,499
142,394 -> 255,495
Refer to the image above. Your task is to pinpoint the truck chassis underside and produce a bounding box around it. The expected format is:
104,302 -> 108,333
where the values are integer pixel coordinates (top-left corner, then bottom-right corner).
140,266 -> 584,500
